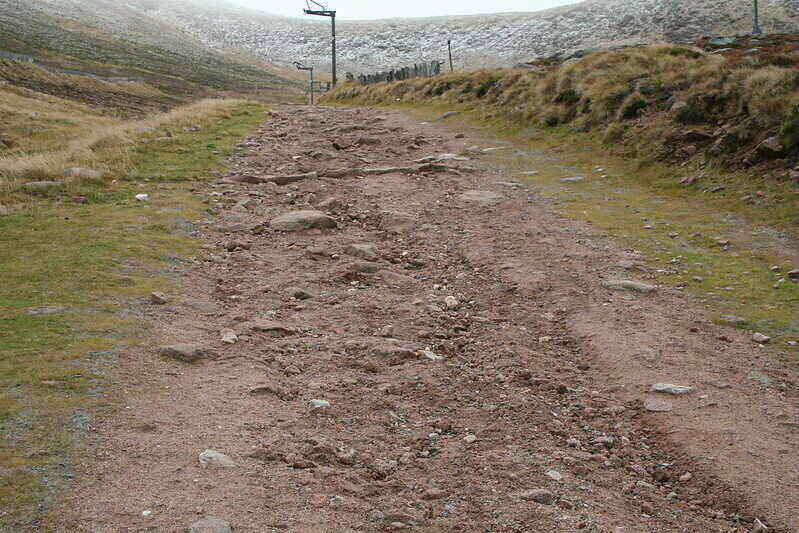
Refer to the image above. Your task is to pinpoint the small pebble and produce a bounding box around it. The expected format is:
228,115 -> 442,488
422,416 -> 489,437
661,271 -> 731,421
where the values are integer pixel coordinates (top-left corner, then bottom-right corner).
753,332 -> 771,344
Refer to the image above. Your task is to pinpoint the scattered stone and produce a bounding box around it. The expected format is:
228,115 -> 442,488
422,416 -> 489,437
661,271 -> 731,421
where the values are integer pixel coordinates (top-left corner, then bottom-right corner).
271,210 -> 337,231
135,193 -> 149,202
708,36 -> 737,46
644,397 -> 673,412
188,516 -> 233,533
601,280 -> 656,293
561,176 -> 584,183
348,262 -> 381,274
787,269 -> 799,281
266,171 -> 318,186
757,136 -> 784,156
415,153 -> 470,163
463,434 -> 478,444
251,320 -> 296,336
364,166 -> 413,175
423,488 -> 446,500
545,469 -> 564,482
753,332 -> 771,344
372,459 -> 399,478
149,292 -> 168,305
641,502 -> 655,515
431,111 -> 461,122
419,349 -> 444,361
198,450 -> 236,468
309,399 -> 331,409
318,197 -> 340,210
221,330 -> 238,344
719,315 -> 747,325
368,509 -> 386,522
460,190 -> 503,205
63,168 -> 104,180
0,205 -> 10,216
288,287 -> 315,300
679,472 -> 693,483
651,383 -> 695,395
159,344 -> 209,363
749,372 -> 773,387
443,296 -> 459,310
520,489 -> 555,505
346,243 -> 380,261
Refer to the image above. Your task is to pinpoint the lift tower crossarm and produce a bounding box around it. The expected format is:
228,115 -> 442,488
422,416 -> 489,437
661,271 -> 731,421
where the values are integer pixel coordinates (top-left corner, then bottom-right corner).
303,1 -> 337,88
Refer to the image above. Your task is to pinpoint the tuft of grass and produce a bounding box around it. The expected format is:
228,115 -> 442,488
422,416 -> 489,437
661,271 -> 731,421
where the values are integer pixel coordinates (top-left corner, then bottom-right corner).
0,99 -> 267,530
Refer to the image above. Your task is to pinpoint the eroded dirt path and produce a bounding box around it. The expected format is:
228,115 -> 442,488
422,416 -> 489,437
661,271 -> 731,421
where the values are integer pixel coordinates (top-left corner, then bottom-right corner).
52,106 -> 798,532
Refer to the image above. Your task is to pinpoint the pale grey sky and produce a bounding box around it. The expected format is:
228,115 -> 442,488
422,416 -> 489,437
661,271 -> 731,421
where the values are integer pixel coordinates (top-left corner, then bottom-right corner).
227,0 -> 580,19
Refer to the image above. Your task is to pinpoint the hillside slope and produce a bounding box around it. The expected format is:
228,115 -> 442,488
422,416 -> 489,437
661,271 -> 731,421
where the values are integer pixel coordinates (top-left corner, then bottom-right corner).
135,0 -> 799,73
324,35 -> 799,181
0,0 -> 291,101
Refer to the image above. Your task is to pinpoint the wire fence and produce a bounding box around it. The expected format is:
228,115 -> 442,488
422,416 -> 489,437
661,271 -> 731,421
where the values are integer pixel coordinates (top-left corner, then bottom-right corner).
348,60 -> 443,86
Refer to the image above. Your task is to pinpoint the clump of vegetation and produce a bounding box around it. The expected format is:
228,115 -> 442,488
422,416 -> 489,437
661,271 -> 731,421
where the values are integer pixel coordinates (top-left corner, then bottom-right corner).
324,40 -> 799,172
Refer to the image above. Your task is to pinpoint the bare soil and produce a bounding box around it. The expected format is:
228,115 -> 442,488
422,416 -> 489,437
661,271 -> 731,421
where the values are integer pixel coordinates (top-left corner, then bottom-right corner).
49,106 -> 799,532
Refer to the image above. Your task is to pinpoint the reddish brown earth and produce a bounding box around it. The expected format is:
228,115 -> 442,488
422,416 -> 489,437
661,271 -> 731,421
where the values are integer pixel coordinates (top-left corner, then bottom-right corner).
50,106 -> 798,532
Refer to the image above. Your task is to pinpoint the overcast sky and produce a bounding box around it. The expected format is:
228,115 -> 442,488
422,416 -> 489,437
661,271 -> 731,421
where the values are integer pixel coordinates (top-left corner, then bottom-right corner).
226,0 -> 580,19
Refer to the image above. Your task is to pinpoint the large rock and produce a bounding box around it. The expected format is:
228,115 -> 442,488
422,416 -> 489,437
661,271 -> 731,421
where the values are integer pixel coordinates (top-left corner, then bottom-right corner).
188,516 -> 233,533
757,136 -> 784,156
159,344 -> 209,362
271,210 -> 337,231
601,280 -> 656,293
251,320 -> 296,336
651,383 -> 694,395
346,243 -> 380,261
519,489 -> 555,505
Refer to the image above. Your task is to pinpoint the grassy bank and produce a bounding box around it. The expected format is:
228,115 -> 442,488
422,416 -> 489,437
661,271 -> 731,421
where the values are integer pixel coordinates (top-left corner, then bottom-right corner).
326,40 -> 799,176
0,98 -> 266,530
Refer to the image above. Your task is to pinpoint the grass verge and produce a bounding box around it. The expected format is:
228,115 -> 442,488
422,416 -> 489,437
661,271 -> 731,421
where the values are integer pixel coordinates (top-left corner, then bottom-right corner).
0,99 -> 266,530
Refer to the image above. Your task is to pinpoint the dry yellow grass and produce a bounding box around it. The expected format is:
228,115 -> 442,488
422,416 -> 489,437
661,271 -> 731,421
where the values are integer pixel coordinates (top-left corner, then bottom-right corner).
0,95 -> 247,202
